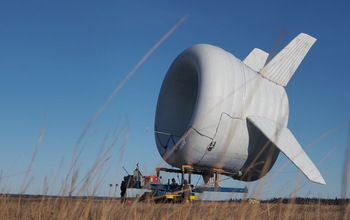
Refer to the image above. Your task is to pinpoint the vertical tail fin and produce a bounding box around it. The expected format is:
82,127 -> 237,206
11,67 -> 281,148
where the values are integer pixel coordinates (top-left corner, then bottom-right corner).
243,48 -> 269,72
259,33 -> 316,86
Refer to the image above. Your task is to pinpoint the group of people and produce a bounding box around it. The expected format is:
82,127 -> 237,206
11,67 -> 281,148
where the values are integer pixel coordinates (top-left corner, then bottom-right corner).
170,178 -> 192,202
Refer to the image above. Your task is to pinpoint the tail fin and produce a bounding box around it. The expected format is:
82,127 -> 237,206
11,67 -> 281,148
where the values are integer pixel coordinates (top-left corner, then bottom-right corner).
247,116 -> 326,185
243,48 -> 269,72
259,33 -> 316,86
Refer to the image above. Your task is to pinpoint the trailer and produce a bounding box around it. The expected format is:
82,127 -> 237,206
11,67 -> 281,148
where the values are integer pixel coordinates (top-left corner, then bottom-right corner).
120,165 -> 248,203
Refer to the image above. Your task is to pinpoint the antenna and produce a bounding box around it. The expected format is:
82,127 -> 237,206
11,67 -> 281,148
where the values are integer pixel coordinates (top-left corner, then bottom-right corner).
122,166 -> 130,175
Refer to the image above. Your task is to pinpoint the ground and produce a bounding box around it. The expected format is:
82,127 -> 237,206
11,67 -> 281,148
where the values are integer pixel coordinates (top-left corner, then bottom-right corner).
1,195 -> 349,220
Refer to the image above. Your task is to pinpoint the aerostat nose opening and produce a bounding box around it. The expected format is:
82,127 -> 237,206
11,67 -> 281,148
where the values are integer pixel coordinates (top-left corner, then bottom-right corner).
155,59 -> 199,146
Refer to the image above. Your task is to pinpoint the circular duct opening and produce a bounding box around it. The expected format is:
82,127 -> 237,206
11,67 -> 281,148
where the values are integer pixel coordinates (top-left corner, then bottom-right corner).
155,60 -> 199,143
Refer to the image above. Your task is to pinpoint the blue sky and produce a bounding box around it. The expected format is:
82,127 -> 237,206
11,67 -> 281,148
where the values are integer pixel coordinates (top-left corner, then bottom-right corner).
0,0 -> 349,199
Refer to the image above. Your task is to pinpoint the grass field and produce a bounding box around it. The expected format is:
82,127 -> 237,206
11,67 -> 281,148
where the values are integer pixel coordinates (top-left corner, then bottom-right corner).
1,195 -> 349,220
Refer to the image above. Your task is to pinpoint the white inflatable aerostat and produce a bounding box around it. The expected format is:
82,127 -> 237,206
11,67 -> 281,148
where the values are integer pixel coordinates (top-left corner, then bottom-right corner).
154,33 -> 325,184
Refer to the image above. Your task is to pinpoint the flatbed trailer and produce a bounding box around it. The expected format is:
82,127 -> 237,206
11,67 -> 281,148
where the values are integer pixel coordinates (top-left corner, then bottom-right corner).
121,165 -> 247,202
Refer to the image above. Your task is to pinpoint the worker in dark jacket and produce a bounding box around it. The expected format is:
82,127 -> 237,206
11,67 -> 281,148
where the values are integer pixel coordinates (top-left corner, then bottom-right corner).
120,176 -> 127,203
171,178 -> 179,192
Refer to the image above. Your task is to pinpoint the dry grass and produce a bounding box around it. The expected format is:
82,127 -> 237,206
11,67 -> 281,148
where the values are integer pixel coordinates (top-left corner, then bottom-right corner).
0,196 -> 349,220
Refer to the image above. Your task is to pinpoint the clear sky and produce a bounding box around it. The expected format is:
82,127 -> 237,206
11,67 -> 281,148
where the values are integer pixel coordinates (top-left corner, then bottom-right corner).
0,0 -> 349,199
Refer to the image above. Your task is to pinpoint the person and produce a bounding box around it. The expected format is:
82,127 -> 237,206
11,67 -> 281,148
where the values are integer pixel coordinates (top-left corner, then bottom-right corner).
120,176 -> 127,203
133,164 -> 142,188
170,178 -> 179,192
182,179 -> 191,202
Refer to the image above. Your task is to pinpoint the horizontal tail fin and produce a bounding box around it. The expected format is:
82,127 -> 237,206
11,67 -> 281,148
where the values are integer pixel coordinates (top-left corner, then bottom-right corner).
259,33 -> 316,86
243,48 -> 269,72
247,116 -> 326,185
